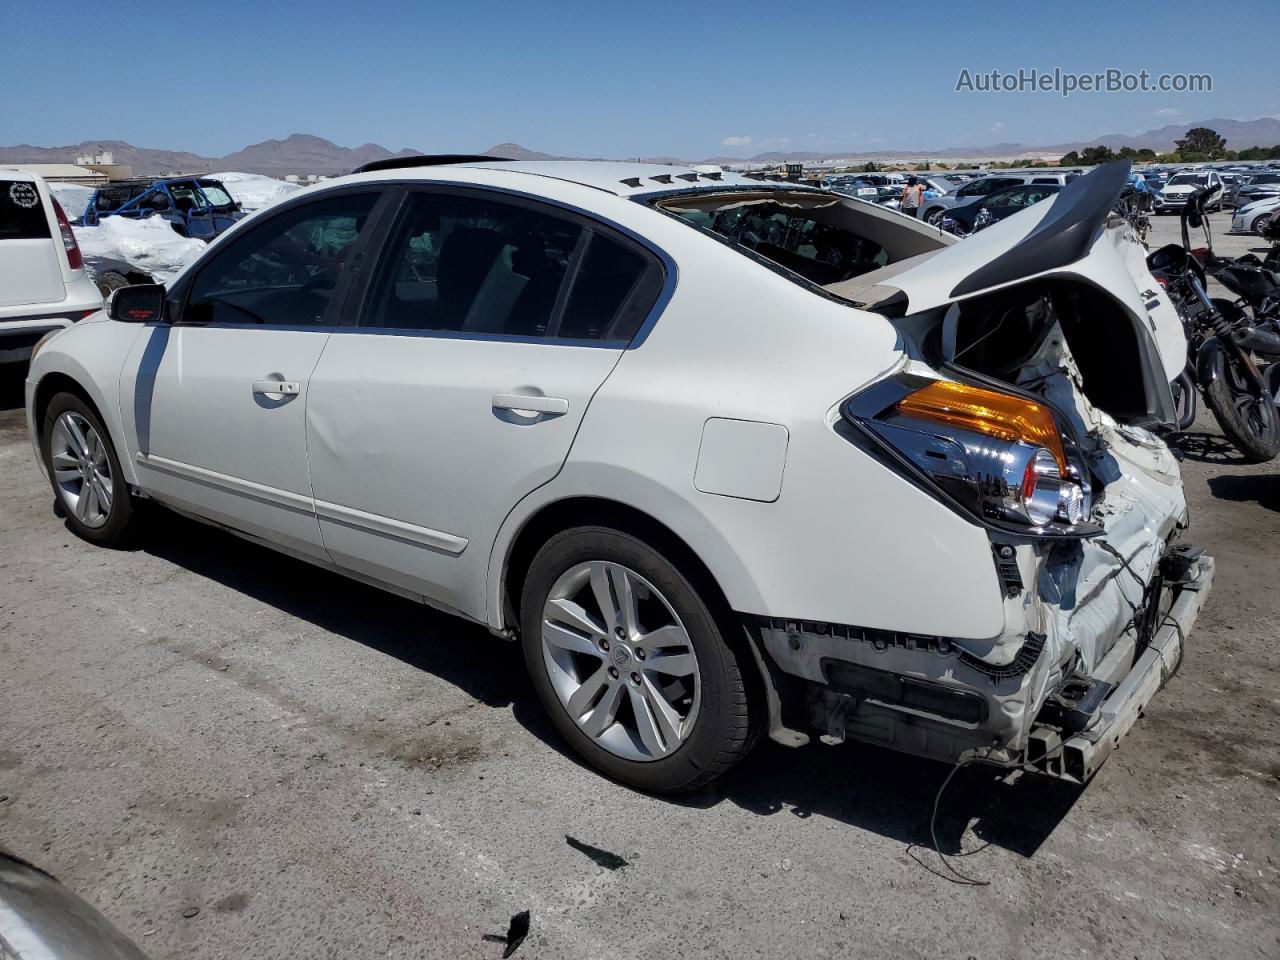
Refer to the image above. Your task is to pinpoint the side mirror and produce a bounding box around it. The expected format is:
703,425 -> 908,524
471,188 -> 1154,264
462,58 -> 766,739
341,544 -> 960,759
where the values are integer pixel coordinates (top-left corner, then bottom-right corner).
109,283 -> 167,323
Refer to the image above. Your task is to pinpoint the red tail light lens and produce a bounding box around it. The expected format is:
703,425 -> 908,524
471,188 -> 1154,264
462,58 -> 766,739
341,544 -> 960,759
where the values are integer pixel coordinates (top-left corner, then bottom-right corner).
1190,247 -> 1209,266
51,197 -> 83,271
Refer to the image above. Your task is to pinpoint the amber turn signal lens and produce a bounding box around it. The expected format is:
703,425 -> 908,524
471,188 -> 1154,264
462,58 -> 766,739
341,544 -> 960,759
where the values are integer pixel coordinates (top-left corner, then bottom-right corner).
894,380 -> 1067,473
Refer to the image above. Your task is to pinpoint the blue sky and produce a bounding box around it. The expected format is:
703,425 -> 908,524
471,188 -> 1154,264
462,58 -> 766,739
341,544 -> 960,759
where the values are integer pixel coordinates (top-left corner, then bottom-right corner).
3,0 -> 1277,158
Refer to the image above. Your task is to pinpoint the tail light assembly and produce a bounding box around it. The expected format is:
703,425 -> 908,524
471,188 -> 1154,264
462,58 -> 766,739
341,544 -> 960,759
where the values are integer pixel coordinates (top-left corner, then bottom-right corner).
51,198 -> 84,271
843,374 -> 1098,538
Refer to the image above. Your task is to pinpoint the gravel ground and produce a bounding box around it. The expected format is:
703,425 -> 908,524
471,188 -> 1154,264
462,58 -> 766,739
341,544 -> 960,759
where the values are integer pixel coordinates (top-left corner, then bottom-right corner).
1,212 -> 1277,960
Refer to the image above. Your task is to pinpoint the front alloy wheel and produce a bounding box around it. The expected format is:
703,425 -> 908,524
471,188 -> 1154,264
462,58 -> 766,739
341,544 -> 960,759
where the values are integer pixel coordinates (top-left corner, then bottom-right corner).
50,411 -> 114,528
541,561 -> 700,761
42,392 -> 141,546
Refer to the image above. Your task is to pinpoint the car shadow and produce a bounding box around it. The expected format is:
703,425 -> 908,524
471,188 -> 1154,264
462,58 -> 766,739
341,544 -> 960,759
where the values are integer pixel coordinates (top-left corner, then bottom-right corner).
1208,473 -> 1280,511
142,511 -> 1083,864
671,737 -> 1083,862
141,511 -> 527,711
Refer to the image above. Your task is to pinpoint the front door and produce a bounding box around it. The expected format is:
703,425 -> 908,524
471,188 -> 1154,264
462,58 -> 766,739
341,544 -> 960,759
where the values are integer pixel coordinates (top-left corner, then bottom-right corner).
304,186 -> 666,617
120,190 -> 383,559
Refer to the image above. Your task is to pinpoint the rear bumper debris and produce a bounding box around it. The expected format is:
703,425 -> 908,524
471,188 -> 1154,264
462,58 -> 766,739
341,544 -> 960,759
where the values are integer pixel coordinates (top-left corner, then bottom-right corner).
1029,553 -> 1214,783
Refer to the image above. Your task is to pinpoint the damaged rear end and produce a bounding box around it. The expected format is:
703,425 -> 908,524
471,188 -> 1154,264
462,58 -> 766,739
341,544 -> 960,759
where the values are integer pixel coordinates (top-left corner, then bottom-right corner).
774,161 -> 1214,782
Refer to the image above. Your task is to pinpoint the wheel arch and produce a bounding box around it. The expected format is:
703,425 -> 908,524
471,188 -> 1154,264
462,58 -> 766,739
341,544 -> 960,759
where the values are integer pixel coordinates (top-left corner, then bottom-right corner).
30,367 -> 138,487
496,493 -> 773,743
497,496 -> 744,638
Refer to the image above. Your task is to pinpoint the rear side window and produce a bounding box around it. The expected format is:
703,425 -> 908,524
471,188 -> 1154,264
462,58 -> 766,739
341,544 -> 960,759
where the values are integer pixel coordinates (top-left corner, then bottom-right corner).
361,189 -> 662,343
1,181 -> 50,240
560,234 -> 658,341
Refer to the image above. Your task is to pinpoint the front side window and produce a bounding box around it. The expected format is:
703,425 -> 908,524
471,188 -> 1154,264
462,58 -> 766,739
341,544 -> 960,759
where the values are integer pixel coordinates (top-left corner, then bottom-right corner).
185,191 -> 377,326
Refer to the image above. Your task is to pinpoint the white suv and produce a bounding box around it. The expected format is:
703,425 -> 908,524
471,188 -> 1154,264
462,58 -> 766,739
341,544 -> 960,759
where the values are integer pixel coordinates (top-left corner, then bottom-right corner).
0,172 -> 103,364
24,158 -> 1211,793
1154,170 -> 1224,214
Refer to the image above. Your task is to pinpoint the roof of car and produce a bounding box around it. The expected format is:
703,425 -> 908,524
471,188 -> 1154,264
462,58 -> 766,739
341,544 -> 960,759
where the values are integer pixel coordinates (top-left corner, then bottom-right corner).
365,159 -> 790,197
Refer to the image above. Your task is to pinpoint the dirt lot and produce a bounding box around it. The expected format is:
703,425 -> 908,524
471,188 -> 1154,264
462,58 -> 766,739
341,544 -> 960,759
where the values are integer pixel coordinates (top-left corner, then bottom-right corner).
1,212 -> 1277,960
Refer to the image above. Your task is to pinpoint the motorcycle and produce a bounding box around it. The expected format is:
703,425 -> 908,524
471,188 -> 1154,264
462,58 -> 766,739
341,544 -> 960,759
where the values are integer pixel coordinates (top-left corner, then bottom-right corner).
1115,183 -> 1152,247
1146,185 -> 1280,461
1206,221 -> 1280,409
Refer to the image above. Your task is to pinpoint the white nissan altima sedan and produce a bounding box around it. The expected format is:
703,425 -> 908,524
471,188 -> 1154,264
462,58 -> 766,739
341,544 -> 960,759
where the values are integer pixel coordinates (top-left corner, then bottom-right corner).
25,157 -> 1213,793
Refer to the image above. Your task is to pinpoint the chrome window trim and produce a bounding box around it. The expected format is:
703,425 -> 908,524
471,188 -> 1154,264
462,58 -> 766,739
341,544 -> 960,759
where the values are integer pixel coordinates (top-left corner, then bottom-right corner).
163,176 -> 679,346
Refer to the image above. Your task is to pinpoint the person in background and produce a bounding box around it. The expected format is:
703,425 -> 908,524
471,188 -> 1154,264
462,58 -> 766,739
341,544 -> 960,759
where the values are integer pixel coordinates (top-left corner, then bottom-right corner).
900,176 -> 926,217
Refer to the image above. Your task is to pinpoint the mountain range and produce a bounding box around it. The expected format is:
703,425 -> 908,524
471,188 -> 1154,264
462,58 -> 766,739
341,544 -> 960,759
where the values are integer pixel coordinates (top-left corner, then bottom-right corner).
2,117 -> 1278,176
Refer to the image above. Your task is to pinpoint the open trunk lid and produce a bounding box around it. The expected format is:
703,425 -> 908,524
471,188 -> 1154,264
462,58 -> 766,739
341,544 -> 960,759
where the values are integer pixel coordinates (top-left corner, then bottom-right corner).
825,161 -> 1181,425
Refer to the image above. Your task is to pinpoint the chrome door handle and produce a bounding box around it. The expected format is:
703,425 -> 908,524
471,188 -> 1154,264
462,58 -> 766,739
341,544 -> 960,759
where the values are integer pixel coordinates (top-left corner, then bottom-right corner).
252,380 -> 300,397
492,394 -> 569,416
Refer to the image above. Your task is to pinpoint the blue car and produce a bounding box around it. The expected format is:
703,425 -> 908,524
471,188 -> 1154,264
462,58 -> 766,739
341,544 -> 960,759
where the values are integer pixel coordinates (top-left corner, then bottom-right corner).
80,177 -> 245,241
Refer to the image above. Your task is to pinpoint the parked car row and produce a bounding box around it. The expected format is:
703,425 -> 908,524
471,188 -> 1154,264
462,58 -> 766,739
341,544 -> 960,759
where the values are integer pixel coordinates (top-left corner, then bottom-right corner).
1231,195 -> 1280,235
939,182 -> 1064,236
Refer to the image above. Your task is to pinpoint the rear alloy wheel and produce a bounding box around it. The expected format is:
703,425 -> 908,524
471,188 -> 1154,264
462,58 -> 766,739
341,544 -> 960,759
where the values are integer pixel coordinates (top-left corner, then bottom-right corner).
42,392 -> 140,546
521,527 -> 757,793
542,560 -> 701,761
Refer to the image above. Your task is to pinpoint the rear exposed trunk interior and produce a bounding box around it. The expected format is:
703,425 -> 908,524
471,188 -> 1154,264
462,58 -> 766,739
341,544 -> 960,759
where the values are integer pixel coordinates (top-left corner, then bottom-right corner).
942,278 -> 1151,422
652,190 -> 947,288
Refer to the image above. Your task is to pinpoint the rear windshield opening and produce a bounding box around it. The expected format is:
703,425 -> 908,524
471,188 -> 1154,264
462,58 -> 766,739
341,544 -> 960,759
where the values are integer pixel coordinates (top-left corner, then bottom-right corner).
652,190 -> 946,289
1,180 -> 50,240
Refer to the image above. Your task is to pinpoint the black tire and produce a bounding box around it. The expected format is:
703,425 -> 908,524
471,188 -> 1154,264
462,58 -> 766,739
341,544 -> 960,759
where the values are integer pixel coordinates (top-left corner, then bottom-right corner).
520,526 -> 758,794
923,207 -> 944,226
40,391 -> 142,546
1264,363 -> 1280,412
1253,214 -> 1273,236
1200,338 -> 1280,462
94,271 -> 130,299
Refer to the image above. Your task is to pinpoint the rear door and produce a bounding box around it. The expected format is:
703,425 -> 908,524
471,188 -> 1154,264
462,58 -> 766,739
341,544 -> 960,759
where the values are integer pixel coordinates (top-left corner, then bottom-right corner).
304,185 -> 666,617
0,178 -> 65,307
